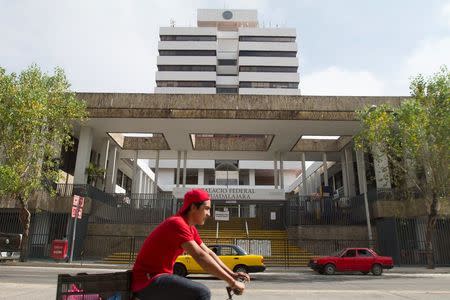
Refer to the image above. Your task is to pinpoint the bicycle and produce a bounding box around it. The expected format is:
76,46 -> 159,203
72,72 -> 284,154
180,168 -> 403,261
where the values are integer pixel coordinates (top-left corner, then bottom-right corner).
226,277 -> 248,300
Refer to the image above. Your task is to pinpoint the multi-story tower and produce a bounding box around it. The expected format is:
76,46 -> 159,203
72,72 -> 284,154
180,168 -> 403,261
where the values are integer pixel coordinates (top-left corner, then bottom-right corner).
155,9 -> 299,95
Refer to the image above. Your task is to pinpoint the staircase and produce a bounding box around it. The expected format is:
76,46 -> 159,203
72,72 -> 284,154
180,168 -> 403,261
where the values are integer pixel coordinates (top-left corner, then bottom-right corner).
102,218 -> 314,266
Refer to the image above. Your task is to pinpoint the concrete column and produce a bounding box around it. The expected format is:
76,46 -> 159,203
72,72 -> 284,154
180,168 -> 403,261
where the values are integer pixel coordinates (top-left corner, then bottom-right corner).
74,126 -> 93,184
176,151 -> 181,187
153,150 -> 160,193
372,145 -> 392,189
279,152 -> 284,190
356,150 -> 366,193
138,171 -> 144,194
131,151 -> 139,194
249,169 -> 255,186
182,151 -> 187,187
96,138 -> 110,189
340,151 -> 349,197
344,147 -> 356,196
105,144 -> 118,193
198,168 -> 204,185
144,174 -> 149,194
301,152 -> 307,195
356,149 -> 373,242
273,152 -> 279,189
322,152 -> 329,187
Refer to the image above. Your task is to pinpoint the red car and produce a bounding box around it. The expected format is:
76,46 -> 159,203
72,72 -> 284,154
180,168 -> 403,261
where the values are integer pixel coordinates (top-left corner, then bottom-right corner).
308,248 -> 394,276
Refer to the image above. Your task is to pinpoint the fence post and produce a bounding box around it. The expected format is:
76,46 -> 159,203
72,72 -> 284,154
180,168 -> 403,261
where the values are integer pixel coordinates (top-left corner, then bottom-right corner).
128,236 -> 134,266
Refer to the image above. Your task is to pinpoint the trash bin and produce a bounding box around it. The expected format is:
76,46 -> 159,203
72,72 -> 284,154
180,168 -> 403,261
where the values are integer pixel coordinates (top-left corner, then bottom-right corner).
51,239 -> 69,261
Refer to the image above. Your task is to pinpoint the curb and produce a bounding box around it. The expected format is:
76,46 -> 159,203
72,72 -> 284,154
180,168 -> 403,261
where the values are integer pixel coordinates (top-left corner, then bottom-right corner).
4,261 -> 450,274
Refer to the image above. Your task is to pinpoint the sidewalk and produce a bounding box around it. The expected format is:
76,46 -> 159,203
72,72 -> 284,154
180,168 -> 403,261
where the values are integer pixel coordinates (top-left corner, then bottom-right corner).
4,260 -> 450,274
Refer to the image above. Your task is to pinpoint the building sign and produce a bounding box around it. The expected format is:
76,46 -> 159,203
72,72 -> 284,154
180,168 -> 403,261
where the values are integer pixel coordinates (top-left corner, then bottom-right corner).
71,195 -> 84,219
270,211 -> 276,220
215,210 -> 230,221
173,187 -> 285,201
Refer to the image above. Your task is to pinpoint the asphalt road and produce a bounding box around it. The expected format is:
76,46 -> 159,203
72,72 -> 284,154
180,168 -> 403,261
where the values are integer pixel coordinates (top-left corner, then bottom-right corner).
1,266 -> 450,299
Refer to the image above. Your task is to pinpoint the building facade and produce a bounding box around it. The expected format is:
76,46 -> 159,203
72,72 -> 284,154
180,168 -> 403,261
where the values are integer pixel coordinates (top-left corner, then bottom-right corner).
155,9 -> 300,95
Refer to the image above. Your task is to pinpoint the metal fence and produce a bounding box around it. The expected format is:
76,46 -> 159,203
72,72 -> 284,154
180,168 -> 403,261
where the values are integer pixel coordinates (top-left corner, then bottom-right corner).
79,235 -> 376,267
377,217 -> 450,266
286,195 -> 368,226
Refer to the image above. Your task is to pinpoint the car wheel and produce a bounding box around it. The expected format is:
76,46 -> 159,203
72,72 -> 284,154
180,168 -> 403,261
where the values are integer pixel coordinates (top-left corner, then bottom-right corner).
324,264 -> 335,275
173,263 -> 187,277
371,264 -> 383,276
233,265 -> 248,273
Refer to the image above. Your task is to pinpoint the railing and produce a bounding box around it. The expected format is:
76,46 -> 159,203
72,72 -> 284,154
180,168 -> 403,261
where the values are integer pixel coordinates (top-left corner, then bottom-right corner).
80,235 -> 377,267
286,195 -> 367,226
367,187 -> 424,203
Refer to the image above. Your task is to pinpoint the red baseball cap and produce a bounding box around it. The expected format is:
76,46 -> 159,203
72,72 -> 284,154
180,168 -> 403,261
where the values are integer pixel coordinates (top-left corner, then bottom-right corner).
178,189 -> 211,215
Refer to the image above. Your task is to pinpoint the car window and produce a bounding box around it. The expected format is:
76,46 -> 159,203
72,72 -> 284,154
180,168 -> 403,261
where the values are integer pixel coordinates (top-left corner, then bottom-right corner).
209,247 -> 219,255
358,249 -> 373,257
343,249 -> 356,257
220,246 -> 239,256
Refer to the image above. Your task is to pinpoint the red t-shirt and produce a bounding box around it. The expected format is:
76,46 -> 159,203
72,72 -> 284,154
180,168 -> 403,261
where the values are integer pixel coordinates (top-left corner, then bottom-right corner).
131,215 -> 203,292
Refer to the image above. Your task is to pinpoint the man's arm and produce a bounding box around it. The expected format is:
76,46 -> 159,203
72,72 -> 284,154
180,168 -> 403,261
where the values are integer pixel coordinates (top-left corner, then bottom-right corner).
199,243 -> 250,282
182,241 -> 245,293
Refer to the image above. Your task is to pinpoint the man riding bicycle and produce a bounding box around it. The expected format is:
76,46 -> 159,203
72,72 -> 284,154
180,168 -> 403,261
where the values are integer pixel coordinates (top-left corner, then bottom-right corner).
132,188 -> 248,299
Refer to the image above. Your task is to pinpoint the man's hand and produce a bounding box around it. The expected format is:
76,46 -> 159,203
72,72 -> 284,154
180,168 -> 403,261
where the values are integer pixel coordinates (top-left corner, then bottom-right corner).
233,272 -> 250,282
230,279 -> 246,295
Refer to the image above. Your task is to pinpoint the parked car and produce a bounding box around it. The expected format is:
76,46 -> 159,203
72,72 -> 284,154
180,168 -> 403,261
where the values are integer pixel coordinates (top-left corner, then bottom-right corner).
0,232 -> 22,261
308,248 -> 394,276
174,244 -> 265,277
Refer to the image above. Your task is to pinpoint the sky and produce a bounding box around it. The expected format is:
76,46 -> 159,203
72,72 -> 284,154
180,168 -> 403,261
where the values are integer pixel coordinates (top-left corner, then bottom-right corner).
0,0 -> 449,96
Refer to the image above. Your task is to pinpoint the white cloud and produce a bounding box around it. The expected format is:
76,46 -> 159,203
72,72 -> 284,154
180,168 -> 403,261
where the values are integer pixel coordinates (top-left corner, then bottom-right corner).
404,37 -> 450,78
442,1 -> 450,27
301,66 -> 385,96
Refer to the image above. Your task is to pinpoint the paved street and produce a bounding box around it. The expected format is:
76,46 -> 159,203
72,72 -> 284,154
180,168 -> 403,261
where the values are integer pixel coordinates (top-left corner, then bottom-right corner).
1,265 -> 450,299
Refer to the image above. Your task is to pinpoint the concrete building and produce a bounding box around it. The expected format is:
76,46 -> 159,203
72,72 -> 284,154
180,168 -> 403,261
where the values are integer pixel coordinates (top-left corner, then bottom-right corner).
2,9 -> 449,267
155,9 -> 299,95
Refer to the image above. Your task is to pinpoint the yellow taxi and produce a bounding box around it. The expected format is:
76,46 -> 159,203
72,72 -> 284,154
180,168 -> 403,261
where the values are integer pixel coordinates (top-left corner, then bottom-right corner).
174,244 -> 266,277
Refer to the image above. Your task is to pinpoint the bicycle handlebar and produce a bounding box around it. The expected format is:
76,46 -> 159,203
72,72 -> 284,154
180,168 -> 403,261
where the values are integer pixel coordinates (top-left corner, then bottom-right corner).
226,277 -> 248,299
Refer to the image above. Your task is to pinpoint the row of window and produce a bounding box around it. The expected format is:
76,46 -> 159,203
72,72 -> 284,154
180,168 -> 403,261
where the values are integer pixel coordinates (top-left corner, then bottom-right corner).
160,35 -> 216,41
159,50 -> 296,57
158,65 -> 297,73
159,35 -> 295,43
159,50 -> 216,56
239,51 -> 297,57
156,81 -> 216,87
158,65 -> 216,72
239,66 -> 297,73
157,81 -> 298,89
239,36 -> 296,42
240,81 -> 299,89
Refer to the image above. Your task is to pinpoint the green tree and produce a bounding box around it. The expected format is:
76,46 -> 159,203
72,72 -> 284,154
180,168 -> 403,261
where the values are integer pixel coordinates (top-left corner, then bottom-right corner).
355,66 -> 450,268
0,65 -> 87,261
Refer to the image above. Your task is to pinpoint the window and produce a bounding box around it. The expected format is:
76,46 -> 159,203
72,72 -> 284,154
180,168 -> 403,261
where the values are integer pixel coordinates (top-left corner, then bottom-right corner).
343,249 -> 357,257
357,249 -> 373,257
158,65 -> 216,72
220,246 -> 239,256
239,81 -> 298,89
239,51 -> 296,57
156,81 -> 215,88
239,66 -> 297,73
239,36 -> 296,42
218,59 -> 237,66
216,87 -> 238,94
159,50 -> 216,56
160,35 -> 216,41
174,168 -> 198,185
